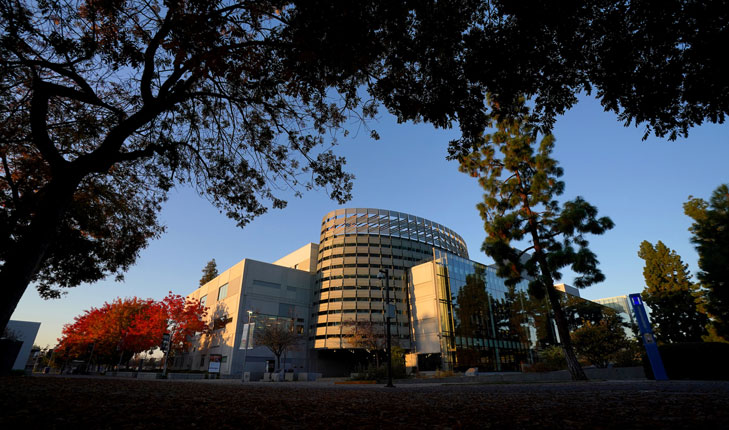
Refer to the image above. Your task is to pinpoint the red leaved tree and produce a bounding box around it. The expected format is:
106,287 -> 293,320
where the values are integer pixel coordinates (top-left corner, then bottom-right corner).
57,297 -> 161,367
57,293 -> 206,370
159,292 -> 208,369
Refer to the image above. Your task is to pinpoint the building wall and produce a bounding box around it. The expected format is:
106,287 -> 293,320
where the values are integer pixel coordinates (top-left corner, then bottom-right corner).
408,263 -> 441,354
185,259 -> 314,376
407,251 -> 536,372
5,320 -> 41,370
273,243 -> 319,274
313,208 -> 469,350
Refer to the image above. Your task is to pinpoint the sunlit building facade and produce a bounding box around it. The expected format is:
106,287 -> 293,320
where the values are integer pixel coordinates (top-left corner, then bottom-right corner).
183,208 -> 616,377
312,208 -> 468,350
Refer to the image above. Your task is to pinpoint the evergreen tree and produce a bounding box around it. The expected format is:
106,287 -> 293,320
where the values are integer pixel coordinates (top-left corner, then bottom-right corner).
199,259 -> 218,286
458,100 -> 614,381
638,240 -> 708,343
571,309 -> 630,368
684,184 -> 729,339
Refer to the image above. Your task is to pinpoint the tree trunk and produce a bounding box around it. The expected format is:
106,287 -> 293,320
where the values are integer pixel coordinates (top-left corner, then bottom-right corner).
544,280 -> 588,380
0,174 -> 82,332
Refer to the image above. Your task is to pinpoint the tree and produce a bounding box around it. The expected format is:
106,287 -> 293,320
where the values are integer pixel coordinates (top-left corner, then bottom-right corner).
684,184 -> 729,339
458,100 -> 614,380
343,320 -> 386,367
253,317 -> 301,372
56,293 -> 206,367
3,1 -> 727,334
199,259 -> 218,287
571,310 -> 630,368
638,240 -> 708,343
56,297 -> 159,366
160,292 -> 207,359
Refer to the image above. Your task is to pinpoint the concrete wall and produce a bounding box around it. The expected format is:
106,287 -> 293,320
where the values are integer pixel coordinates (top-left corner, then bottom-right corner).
5,320 -> 41,370
185,258 -> 315,376
408,262 -> 441,354
273,243 -> 319,274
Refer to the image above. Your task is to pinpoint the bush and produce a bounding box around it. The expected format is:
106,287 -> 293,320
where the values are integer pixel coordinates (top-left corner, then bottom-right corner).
536,346 -> 567,371
643,342 -> 729,380
612,342 -> 643,367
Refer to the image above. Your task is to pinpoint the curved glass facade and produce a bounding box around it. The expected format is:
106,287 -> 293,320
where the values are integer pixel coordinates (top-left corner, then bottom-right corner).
313,208 -> 469,349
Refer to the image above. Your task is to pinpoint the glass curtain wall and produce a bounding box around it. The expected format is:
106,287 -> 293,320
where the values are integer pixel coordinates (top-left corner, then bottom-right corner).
432,250 -> 538,372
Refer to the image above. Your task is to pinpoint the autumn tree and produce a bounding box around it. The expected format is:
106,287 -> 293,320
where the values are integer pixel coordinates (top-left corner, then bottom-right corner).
253,317 -> 301,372
56,293 -> 206,367
684,184 -> 729,340
3,1 -> 728,333
571,309 -> 630,368
57,297 -> 160,366
159,292 -> 207,358
458,101 -> 614,380
199,259 -> 218,287
344,320 -> 386,367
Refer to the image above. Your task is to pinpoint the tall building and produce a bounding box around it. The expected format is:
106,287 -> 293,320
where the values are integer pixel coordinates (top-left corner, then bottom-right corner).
313,208 -> 468,353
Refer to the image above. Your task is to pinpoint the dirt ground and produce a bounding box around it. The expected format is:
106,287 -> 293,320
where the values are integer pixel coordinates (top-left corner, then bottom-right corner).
1,376 -> 728,429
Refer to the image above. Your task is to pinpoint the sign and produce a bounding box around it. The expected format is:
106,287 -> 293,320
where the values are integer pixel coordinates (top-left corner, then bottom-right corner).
208,354 -> 222,373
386,304 -> 396,319
629,293 -> 668,380
239,323 -> 255,349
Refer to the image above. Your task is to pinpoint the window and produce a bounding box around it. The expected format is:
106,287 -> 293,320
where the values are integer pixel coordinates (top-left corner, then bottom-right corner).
200,295 -> 207,308
200,355 -> 206,368
217,283 -> 228,301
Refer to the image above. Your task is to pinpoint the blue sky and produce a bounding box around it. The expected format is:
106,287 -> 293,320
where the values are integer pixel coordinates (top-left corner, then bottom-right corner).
13,95 -> 729,347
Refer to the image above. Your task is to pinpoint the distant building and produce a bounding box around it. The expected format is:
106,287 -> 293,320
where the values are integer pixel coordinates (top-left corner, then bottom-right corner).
554,283 -> 581,297
593,295 -> 638,338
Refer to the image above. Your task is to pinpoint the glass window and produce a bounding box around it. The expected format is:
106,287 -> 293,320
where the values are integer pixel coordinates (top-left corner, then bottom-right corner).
200,295 -> 207,308
217,283 -> 228,301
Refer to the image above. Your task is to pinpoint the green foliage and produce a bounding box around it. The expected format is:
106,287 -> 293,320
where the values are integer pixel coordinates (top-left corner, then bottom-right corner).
537,346 -> 567,371
571,310 -> 630,368
458,99 -> 613,380
199,259 -> 218,287
638,240 -> 708,343
684,184 -> 729,340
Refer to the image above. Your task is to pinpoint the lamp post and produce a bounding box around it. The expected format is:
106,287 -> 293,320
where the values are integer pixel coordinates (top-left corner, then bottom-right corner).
240,310 -> 254,382
378,269 -> 395,388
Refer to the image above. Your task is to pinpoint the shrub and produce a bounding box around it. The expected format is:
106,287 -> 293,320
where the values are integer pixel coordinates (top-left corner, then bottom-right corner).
537,346 -> 567,371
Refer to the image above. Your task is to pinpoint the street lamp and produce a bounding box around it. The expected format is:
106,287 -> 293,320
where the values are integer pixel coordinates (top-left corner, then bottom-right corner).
378,269 -> 395,388
240,310 -> 254,382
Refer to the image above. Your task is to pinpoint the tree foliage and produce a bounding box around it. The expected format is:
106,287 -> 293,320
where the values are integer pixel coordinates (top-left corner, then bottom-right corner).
56,292 -> 206,366
684,184 -> 729,339
638,240 -> 708,343
458,100 -> 614,380
2,0 -> 727,333
571,309 -> 630,368
199,259 -> 218,287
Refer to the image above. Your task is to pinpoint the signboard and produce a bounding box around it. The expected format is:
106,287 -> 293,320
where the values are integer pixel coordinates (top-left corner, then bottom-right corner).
208,354 -> 222,373
239,323 -> 255,350
629,293 -> 668,380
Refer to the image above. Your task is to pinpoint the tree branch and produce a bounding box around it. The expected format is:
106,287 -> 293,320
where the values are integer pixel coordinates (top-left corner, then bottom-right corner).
141,8 -> 175,104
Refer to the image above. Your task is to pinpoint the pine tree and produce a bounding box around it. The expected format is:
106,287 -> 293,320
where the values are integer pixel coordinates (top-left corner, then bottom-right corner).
638,241 -> 708,343
199,259 -> 218,286
458,100 -> 614,381
684,184 -> 729,339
